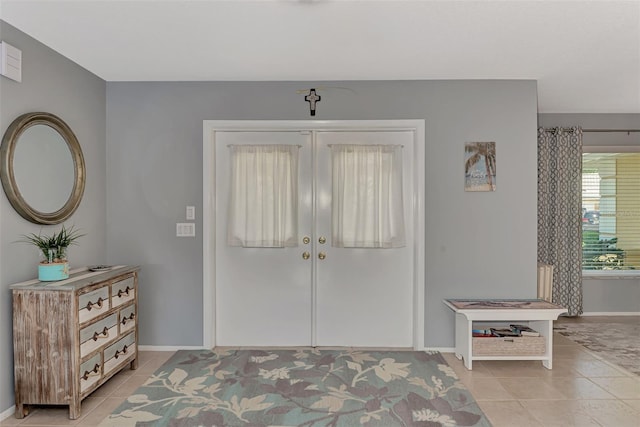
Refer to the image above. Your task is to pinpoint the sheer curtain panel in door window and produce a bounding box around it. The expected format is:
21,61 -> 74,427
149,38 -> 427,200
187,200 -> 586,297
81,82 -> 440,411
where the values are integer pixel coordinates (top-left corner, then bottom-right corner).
227,145 -> 299,248
331,144 -> 405,248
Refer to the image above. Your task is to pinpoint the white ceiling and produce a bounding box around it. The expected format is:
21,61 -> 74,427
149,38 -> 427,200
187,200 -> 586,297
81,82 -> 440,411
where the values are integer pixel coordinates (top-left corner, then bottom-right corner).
1,0 -> 639,113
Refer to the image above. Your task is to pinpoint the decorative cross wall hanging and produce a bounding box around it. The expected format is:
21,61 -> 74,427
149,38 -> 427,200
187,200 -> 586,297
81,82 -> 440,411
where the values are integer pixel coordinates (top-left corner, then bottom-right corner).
304,88 -> 321,116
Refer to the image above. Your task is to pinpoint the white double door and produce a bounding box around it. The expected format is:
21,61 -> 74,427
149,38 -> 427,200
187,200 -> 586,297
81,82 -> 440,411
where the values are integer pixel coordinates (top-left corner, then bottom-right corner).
213,124 -> 416,347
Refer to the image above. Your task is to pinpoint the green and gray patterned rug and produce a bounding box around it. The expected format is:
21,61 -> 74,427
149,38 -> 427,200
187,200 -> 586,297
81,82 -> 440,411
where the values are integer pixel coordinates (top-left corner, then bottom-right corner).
100,348 -> 490,426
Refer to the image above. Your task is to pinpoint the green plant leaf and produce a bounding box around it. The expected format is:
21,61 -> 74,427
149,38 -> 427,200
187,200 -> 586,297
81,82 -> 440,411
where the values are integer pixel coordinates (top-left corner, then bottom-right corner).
17,225 -> 85,263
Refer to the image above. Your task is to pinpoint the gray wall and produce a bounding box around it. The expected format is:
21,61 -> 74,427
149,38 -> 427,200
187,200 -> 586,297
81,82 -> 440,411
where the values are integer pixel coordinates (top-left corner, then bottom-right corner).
106,80 -> 539,349
0,21 -> 106,413
0,20 -> 541,415
538,114 -> 640,313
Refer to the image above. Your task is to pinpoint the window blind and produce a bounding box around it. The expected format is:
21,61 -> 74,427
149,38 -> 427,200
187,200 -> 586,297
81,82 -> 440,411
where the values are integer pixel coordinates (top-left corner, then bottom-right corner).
582,152 -> 640,271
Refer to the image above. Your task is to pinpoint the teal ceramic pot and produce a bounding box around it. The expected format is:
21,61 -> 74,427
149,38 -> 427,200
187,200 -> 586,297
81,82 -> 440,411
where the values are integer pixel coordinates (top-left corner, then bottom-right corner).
38,262 -> 69,281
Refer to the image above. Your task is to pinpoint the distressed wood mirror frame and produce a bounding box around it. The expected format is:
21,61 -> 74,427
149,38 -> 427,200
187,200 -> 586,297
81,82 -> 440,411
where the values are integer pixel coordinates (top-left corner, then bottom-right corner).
1,112 -> 86,224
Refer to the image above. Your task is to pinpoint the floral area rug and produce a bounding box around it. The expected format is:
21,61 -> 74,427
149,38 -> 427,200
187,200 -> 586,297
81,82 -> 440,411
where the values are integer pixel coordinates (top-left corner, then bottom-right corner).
554,321 -> 640,376
100,348 -> 491,426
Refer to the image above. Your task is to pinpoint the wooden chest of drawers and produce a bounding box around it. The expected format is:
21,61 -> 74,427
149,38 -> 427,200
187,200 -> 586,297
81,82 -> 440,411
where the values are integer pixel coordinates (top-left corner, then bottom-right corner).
11,266 -> 140,420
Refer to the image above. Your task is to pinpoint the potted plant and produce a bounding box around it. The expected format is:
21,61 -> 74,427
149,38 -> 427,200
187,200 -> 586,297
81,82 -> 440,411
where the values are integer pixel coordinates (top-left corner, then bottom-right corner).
20,225 -> 85,281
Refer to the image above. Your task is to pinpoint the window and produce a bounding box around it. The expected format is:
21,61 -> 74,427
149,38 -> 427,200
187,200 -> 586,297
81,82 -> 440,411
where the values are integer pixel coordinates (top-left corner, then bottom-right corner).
227,145 -> 299,248
331,144 -> 405,248
582,151 -> 640,271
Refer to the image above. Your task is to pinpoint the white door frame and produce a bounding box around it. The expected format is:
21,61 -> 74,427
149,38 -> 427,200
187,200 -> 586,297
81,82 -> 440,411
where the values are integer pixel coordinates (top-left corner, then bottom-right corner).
203,120 -> 425,349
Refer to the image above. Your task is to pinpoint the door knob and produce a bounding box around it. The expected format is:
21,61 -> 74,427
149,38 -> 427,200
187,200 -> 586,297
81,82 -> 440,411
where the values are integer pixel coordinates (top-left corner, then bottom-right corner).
302,251 -> 310,260
302,236 -> 310,244
318,236 -> 326,244
318,252 -> 326,260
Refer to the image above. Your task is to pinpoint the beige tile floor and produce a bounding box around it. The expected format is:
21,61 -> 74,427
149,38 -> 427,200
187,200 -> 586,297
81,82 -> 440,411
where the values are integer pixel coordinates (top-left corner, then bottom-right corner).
440,316 -> 640,427
1,318 -> 638,426
0,351 -> 175,427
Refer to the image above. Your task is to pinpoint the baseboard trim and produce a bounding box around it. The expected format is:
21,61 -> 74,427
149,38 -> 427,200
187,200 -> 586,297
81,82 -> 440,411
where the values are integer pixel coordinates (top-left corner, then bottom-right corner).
424,347 -> 456,353
581,312 -> 640,316
138,345 -> 208,352
0,406 -> 15,422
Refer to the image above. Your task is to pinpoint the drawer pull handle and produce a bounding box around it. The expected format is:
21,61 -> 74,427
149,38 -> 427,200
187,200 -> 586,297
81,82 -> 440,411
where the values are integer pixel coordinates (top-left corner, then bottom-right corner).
92,327 -> 110,341
117,286 -> 132,298
121,313 -> 135,325
86,297 -> 104,311
114,345 -> 129,360
82,363 -> 100,380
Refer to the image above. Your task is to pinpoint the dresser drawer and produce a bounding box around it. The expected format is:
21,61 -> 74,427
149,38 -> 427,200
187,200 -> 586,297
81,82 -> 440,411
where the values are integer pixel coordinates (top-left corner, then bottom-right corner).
104,333 -> 136,375
119,304 -> 136,334
78,286 -> 110,323
80,313 -> 118,358
111,276 -> 135,308
79,353 -> 102,393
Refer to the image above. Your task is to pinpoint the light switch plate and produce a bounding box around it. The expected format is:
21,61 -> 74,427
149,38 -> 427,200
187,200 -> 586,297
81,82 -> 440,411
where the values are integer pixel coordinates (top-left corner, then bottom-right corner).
186,206 -> 195,220
176,223 -> 195,237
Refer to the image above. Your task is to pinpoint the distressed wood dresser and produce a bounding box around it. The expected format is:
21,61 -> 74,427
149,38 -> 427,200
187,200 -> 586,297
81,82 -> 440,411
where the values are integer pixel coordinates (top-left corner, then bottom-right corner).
11,265 -> 140,420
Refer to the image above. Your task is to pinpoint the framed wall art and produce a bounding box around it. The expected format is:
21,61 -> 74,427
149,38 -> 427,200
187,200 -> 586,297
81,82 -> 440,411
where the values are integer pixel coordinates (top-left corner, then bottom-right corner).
464,141 -> 496,192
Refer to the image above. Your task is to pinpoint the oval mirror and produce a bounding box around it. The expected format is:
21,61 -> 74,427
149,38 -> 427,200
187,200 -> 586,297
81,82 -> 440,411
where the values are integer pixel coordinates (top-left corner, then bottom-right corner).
1,112 -> 86,224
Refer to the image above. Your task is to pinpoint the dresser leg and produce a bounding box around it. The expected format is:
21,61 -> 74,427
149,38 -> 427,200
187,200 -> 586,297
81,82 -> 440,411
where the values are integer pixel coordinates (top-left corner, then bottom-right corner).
130,357 -> 139,370
69,398 -> 81,420
15,403 -> 28,419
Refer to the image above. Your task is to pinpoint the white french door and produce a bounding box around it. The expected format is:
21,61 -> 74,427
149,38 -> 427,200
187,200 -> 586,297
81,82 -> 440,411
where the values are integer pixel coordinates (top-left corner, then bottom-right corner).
314,131 -> 414,347
203,121 -> 425,349
214,131 -> 313,346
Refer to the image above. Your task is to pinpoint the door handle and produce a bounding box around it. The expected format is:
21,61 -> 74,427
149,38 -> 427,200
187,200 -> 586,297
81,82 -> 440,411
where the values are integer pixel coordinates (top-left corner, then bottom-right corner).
302,236 -> 310,244
318,236 -> 326,244
318,252 -> 326,260
302,252 -> 310,260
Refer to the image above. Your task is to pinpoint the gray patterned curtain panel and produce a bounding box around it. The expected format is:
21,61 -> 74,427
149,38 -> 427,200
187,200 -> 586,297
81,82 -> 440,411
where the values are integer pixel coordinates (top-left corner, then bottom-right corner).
538,127 -> 583,316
